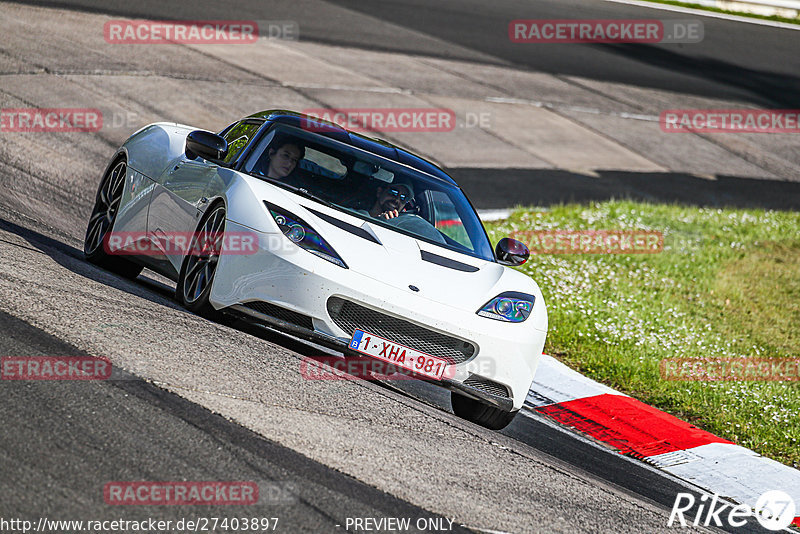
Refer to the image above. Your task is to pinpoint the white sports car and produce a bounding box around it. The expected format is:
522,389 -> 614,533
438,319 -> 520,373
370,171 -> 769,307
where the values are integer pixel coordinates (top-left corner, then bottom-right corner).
84,110 -> 547,429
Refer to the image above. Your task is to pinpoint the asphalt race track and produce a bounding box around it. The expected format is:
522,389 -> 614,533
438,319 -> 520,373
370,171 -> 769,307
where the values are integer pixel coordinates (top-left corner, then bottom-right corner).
0,0 -> 792,532
10,0 -> 800,107
0,307 -> 472,533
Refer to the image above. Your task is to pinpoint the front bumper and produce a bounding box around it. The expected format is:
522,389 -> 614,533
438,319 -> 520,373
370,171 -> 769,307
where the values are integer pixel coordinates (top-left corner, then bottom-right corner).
211,221 -> 547,411
226,304 -> 516,412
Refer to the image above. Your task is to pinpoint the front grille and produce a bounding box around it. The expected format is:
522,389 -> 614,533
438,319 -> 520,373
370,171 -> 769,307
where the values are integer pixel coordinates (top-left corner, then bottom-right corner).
463,375 -> 510,399
326,297 -> 476,365
243,301 -> 314,330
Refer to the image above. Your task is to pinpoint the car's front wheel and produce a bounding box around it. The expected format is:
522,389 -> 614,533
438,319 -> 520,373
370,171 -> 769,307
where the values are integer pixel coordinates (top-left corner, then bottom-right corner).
176,202 -> 226,319
451,392 -> 517,430
84,158 -> 143,279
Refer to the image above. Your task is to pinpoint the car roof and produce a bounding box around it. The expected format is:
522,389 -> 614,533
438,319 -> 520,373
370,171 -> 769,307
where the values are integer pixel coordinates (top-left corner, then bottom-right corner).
245,110 -> 457,185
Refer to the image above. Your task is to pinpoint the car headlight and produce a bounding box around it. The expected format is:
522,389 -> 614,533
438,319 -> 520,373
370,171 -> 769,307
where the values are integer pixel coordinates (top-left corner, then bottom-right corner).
264,201 -> 348,269
477,291 -> 534,322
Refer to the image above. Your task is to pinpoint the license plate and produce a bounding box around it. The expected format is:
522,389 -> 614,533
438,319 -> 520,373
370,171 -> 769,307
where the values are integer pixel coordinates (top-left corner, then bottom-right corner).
348,329 -> 449,380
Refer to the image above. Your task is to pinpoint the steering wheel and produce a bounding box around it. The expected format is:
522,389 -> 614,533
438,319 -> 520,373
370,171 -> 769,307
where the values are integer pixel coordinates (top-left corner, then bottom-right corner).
403,197 -> 420,215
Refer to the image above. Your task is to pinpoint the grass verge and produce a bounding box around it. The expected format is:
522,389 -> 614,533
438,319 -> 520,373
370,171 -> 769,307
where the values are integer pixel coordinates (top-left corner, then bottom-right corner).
484,201 -> 800,468
638,0 -> 800,25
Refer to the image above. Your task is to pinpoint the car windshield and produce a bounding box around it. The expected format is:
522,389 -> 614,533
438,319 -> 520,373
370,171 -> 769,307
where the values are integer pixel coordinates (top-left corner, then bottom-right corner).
242,124 -> 494,261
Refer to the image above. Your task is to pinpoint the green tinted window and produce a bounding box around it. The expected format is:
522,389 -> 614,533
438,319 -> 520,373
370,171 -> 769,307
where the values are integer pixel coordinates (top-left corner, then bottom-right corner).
222,121 -> 262,164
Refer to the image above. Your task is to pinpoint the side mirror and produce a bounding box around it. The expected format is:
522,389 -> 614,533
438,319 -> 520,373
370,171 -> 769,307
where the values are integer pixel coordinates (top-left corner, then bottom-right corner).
495,237 -> 529,266
185,130 -> 228,161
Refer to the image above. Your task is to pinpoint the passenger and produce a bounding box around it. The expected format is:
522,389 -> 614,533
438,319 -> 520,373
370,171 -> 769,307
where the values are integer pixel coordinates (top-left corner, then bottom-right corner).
369,179 -> 414,220
263,138 -> 305,180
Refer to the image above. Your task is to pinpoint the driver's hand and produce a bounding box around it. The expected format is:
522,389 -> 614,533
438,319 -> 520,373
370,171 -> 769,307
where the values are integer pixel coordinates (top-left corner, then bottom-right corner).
378,209 -> 400,219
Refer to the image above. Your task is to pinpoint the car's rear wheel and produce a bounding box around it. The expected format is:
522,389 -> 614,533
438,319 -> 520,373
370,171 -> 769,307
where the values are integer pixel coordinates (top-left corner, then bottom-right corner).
176,202 -> 226,319
451,392 -> 517,430
84,158 -> 143,279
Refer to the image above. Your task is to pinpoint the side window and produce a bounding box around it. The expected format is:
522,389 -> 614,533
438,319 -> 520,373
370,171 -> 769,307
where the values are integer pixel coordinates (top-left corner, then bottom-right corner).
221,121 -> 262,164
298,147 -> 347,179
430,190 -> 473,249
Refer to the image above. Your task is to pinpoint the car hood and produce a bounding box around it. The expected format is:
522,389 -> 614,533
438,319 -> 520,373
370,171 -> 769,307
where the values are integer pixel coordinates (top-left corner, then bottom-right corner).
298,202 -> 532,312
229,177 -> 541,313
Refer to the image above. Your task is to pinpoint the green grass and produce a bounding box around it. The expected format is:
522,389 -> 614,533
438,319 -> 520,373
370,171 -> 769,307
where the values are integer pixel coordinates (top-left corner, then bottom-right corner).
484,201 -> 800,467
640,0 -> 800,25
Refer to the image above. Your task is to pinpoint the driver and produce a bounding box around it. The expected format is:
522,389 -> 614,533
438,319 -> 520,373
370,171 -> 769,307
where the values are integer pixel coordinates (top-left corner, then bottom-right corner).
369,179 -> 414,219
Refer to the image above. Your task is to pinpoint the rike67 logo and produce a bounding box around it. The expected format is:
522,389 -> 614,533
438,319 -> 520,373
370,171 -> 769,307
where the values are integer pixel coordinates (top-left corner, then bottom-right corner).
668,490 -> 796,531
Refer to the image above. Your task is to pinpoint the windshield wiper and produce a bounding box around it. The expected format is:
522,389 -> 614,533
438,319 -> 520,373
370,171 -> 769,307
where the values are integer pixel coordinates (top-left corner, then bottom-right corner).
290,186 -> 335,208
256,175 -> 335,208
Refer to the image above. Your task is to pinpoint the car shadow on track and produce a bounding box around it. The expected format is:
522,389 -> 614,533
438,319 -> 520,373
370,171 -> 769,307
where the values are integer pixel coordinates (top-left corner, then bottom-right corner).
451,168 -> 800,211
0,216 -> 332,359
0,216 -> 189,309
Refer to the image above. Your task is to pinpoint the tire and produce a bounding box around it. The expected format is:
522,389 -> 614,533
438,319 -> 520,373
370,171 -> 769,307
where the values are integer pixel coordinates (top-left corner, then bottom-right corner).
451,392 -> 518,430
176,202 -> 226,319
84,158 -> 143,279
